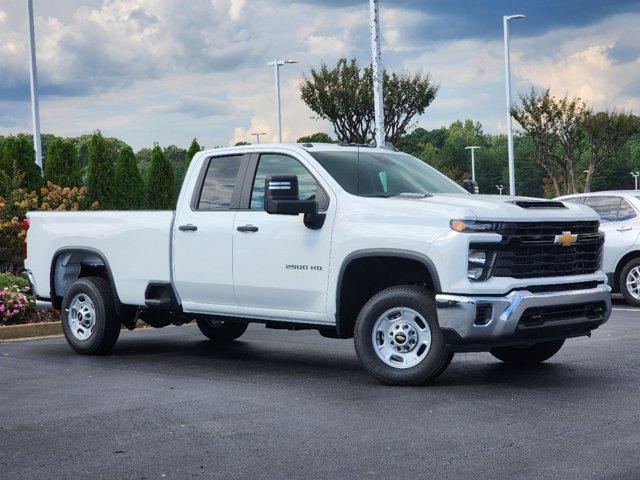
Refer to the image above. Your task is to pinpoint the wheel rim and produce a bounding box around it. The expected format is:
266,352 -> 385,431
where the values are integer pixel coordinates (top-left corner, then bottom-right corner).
66,293 -> 96,341
371,307 -> 432,369
626,266 -> 640,300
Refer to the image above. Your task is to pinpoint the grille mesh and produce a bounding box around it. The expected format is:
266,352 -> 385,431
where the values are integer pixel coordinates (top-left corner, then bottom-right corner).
489,221 -> 602,279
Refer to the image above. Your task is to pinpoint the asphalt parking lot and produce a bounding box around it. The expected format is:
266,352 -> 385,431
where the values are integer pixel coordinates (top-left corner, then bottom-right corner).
1,302 -> 639,480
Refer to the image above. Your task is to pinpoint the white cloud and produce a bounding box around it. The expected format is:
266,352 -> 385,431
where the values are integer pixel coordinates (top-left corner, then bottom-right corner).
306,35 -> 349,57
229,0 -> 246,21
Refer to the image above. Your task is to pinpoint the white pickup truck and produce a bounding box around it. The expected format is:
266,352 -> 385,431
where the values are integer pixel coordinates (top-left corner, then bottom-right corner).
24,143 -> 612,385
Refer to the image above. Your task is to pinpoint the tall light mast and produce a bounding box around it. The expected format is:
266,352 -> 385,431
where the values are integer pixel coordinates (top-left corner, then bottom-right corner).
369,0 -> 385,148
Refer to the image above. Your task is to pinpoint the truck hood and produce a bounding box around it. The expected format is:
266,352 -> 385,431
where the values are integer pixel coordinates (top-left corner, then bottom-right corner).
416,194 -> 598,222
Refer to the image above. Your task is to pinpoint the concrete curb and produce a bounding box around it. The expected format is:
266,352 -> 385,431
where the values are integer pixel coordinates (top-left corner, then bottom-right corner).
0,322 -> 63,340
0,320 -> 193,341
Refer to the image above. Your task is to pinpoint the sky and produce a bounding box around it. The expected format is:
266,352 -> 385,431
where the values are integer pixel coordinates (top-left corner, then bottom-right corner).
0,0 -> 639,150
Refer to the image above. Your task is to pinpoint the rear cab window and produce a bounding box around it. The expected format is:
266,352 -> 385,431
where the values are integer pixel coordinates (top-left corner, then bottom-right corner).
194,155 -> 246,210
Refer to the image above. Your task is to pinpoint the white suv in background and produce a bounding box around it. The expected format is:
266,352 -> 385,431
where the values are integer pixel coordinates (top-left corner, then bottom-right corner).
558,191 -> 640,306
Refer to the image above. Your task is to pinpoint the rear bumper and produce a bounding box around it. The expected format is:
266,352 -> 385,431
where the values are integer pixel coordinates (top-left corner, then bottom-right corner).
435,283 -> 611,348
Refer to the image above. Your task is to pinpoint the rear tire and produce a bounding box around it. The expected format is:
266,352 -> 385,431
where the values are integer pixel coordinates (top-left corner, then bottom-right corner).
619,257 -> 640,307
196,318 -> 248,343
490,340 -> 565,365
353,286 -> 449,386
61,277 -> 120,355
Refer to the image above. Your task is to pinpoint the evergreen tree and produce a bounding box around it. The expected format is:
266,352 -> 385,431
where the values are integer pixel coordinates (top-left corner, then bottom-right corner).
0,136 -> 42,192
146,144 -> 175,210
44,138 -> 82,187
86,131 -> 116,209
185,138 -> 201,167
114,146 -> 146,210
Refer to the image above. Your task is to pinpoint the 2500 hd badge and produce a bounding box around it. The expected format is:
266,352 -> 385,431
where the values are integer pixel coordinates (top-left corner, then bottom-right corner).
286,264 -> 323,271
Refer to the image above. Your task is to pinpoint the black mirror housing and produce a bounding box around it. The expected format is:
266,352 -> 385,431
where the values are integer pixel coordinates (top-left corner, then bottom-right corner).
265,175 -> 318,215
463,180 -> 479,194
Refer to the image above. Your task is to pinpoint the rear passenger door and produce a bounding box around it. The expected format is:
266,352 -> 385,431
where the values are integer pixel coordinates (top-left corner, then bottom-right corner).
584,196 -> 640,274
173,154 -> 249,312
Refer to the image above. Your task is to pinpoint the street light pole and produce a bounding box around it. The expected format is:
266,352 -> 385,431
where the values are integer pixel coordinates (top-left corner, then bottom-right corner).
503,14 -> 525,196
26,0 -> 42,171
251,132 -> 267,144
465,146 -> 481,182
631,171 -> 639,190
369,0 -> 385,148
496,184 -> 504,195
267,59 -> 297,143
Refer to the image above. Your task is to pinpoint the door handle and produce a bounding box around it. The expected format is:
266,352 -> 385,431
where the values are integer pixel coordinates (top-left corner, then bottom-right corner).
178,224 -> 198,232
237,224 -> 259,232
616,226 -> 632,232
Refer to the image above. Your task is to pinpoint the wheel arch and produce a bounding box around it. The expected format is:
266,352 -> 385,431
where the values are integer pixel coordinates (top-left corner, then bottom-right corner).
50,247 -> 128,316
613,250 -> 640,292
334,249 -> 441,338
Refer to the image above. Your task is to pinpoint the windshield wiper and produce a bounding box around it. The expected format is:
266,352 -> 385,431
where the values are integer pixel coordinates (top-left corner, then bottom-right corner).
361,192 -> 433,199
388,192 -> 432,198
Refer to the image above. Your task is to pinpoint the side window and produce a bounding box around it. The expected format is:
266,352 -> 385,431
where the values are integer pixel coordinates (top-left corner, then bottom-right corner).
617,199 -> 637,222
250,154 -> 327,210
197,155 -> 243,210
563,196 -> 585,205
584,196 -> 621,223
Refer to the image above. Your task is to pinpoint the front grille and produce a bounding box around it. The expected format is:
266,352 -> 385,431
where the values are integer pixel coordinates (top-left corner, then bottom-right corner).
519,301 -> 607,327
475,221 -> 603,279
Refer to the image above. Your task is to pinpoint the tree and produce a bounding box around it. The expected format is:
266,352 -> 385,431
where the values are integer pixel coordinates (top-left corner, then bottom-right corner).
146,144 -> 175,210
297,132 -> 334,143
582,111 -> 639,192
300,58 -> 438,144
234,141 -> 251,146
86,131 -> 116,209
0,136 -> 41,192
44,138 -> 81,188
512,88 -> 588,196
185,138 -> 202,167
114,146 -> 146,210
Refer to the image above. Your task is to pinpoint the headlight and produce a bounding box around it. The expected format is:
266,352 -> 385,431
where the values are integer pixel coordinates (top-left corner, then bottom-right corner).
450,219 -> 500,233
467,249 -> 496,281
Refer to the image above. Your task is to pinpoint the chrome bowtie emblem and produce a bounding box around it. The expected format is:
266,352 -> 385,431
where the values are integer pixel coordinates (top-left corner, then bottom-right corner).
554,231 -> 578,247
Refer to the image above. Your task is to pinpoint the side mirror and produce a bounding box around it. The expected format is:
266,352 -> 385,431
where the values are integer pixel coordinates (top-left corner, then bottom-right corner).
463,180 -> 479,194
265,175 -> 318,215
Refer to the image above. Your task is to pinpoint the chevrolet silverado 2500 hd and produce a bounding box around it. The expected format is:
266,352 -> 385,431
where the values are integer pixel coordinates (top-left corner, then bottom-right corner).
24,143 -> 612,385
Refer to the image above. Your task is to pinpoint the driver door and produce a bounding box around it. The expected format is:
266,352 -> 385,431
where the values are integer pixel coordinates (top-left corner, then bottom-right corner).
232,153 -> 334,320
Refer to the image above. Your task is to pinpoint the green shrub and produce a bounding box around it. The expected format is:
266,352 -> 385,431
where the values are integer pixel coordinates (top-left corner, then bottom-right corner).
114,146 -> 146,210
0,272 -> 30,291
147,144 -> 175,210
86,131 -> 116,209
44,138 -> 82,188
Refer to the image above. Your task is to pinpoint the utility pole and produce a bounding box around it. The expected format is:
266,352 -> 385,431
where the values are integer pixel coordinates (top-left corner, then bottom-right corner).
251,132 -> 267,144
632,171 -> 639,190
465,146 -> 481,182
267,59 -> 297,143
503,14 -> 525,196
26,0 -> 42,171
369,0 -> 385,148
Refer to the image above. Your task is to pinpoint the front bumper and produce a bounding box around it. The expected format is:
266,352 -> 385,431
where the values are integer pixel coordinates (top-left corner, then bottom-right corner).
436,283 -> 611,348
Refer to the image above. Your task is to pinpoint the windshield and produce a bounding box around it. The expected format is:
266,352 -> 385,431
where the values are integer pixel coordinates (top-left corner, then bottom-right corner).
309,150 -> 467,197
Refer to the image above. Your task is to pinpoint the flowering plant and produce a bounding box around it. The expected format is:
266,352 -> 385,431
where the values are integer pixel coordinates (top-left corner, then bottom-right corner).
0,286 -> 35,325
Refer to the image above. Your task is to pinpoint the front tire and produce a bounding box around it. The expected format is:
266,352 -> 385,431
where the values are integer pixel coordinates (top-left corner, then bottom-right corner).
196,318 -> 248,343
490,340 -> 565,365
354,286 -> 449,386
61,277 -> 121,355
619,257 -> 640,307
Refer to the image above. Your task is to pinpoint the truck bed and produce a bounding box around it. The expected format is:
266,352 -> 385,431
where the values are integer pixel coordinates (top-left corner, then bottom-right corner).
25,211 -> 175,305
